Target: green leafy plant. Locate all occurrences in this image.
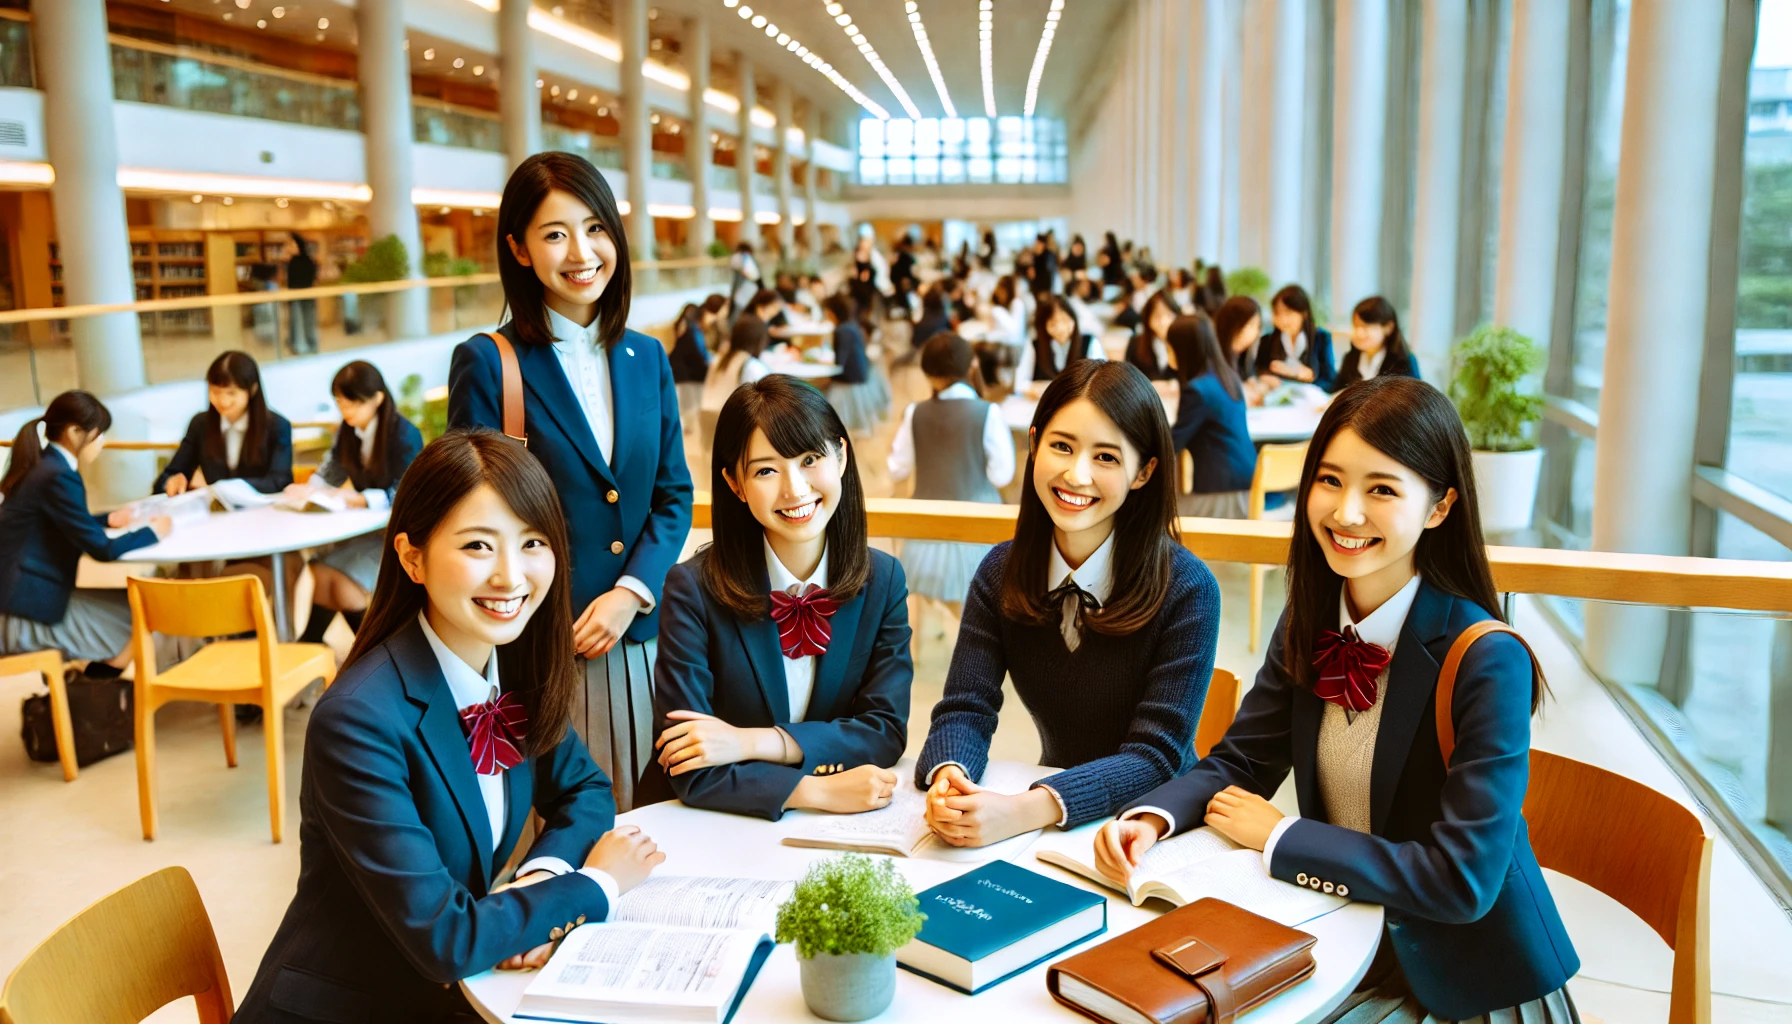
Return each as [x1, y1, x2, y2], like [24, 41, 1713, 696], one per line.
[775, 855, 925, 960]
[422, 251, 480, 278]
[1224, 266, 1271, 302]
[1448, 324, 1545, 452]
[706, 239, 731, 259]
[340, 234, 411, 284]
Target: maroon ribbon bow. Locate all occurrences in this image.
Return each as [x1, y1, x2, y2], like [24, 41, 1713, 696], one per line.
[1313, 627, 1392, 713]
[769, 584, 838, 659]
[458, 688, 529, 776]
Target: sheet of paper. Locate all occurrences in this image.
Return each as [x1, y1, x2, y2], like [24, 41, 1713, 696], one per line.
[784, 783, 930, 851]
[536, 924, 746, 1001]
[210, 478, 276, 509]
[614, 877, 793, 933]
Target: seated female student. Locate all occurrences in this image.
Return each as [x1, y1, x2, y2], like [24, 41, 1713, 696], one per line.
[234, 429, 667, 1022]
[701, 314, 772, 420]
[154, 350, 293, 497]
[1214, 295, 1275, 406]
[0, 392, 170, 676]
[292, 360, 424, 646]
[647, 376, 912, 820]
[1065, 277, 1108, 340]
[750, 288, 796, 347]
[1109, 277, 1142, 332]
[1164, 314, 1257, 519]
[1096, 375, 1578, 1024]
[1255, 284, 1336, 392]
[912, 284, 956, 355]
[1332, 295, 1420, 392]
[668, 301, 714, 435]
[1125, 289, 1181, 382]
[918, 361, 1220, 847]
[1015, 294, 1105, 388]
[821, 294, 882, 438]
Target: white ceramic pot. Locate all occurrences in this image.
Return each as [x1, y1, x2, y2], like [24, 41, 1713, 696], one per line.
[1470, 448, 1543, 534]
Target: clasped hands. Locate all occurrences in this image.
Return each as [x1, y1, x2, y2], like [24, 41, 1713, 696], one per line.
[652, 711, 897, 814]
[1092, 785, 1284, 885]
[924, 765, 1063, 848]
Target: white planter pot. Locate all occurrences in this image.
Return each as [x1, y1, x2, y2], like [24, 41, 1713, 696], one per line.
[1471, 448, 1543, 534]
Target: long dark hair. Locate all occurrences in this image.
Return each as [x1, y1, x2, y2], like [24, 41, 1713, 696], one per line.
[202, 351, 272, 476]
[331, 360, 402, 486]
[345, 429, 579, 756]
[1281, 377, 1542, 709]
[991, 275, 1017, 311]
[702, 376, 869, 619]
[1130, 289, 1180, 369]
[674, 303, 704, 346]
[1034, 294, 1082, 353]
[727, 314, 768, 359]
[1271, 284, 1318, 345]
[1001, 360, 1180, 635]
[1214, 295, 1262, 376]
[2, 390, 111, 497]
[1352, 295, 1411, 364]
[496, 151, 632, 350]
[1165, 313, 1241, 400]
[920, 332, 985, 397]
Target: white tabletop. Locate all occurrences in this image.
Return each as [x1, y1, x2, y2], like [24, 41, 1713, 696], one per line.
[116, 505, 390, 563]
[461, 763, 1382, 1024]
[765, 359, 846, 380]
[1001, 391, 1324, 444]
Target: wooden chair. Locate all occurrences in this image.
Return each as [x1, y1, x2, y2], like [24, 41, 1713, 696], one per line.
[1247, 442, 1308, 652]
[0, 650, 74, 782]
[1523, 750, 1712, 1024]
[0, 866, 233, 1024]
[127, 575, 337, 843]
[1194, 667, 1242, 759]
[291, 464, 316, 485]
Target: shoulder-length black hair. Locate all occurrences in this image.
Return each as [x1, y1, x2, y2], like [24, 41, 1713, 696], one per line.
[702, 376, 869, 620]
[1166, 313, 1241, 401]
[345, 428, 579, 756]
[203, 351, 273, 476]
[991, 275, 1017, 310]
[1352, 295, 1411, 363]
[1001, 360, 1180, 635]
[1033, 294, 1078, 345]
[1271, 284, 1318, 342]
[1130, 289, 1180, 368]
[496, 151, 632, 350]
[2, 390, 111, 497]
[331, 360, 402, 486]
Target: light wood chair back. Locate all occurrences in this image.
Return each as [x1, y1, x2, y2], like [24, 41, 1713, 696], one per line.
[0, 650, 75, 782]
[0, 866, 233, 1024]
[129, 575, 278, 701]
[1523, 750, 1712, 1024]
[1247, 443, 1308, 651]
[1194, 668, 1242, 760]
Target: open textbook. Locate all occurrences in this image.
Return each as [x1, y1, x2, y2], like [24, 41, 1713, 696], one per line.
[781, 758, 1046, 857]
[209, 477, 279, 511]
[1032, 825, 1347, 927]
[272, 482, 350, 513]
[109, 489, 212, 534]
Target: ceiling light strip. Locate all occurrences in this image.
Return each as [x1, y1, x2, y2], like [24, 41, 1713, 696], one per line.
[979, 0, 996, 117]
[903, 1, 955, 117]
[820, 0, 922, 119]
[1022, 0, 1063, 117]
[726, 0, 890, 119]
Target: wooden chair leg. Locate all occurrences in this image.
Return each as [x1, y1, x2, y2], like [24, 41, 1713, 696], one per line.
[264, 700, 286, 843]
[908, 595, 924, 659]
[1249, 564, 1265, 653]
[136, 694, 158, 841]
[218, 703, 238, 768]
[45, 662, 78, 782]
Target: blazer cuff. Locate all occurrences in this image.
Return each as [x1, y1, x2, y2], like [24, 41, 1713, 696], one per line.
[1262, 815, 1300, 874]
[616, 575, 656, 613]
[1121, 805, 1176, 838]
[576, 868, 622, 913]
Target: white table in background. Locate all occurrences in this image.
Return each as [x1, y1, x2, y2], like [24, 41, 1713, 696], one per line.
[460, 762, 1382, 1024]
[764, 359, 845, 381]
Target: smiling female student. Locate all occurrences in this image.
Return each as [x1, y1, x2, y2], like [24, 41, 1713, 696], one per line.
[1015, 294, 1105, 386]
[1095, 376, 1578, 1024]
[916, 360, 1220, 847]
[1254, 284, 1336, 392]
[235, 430, 665, 1023]
[449, 151, 694, 811]
[154, 350, 293, 496]
[1331, 295, 1420, 392]
[646, 376, 911, 820]
[1124, 290, 1182, 382]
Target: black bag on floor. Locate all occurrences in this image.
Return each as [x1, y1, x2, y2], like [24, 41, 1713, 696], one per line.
[20, 668, 134, 768]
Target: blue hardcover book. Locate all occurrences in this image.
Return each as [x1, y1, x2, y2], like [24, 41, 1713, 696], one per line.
[897, 859, 1108, 994]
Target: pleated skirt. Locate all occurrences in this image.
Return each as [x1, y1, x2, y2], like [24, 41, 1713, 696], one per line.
[828, 380, 886, 436]
[577, 637, 657, 812]
[1320, 941, 1580, 1024]
[898, 539, 991, 603]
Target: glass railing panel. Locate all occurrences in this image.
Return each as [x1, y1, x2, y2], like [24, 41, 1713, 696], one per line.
[413, 102, 503, 152]
[708, 166, 740, 191]
[651, 157, 690, 182]
[0, 17, 32, 89]
[542, 125, 624, 169]
[109, 43, 362, 131]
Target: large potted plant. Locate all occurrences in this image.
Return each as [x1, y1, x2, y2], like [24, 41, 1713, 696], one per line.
[1448, 324, 1545, 533]
[338, 234, 411, 334]
[776, 854, 925, 1022]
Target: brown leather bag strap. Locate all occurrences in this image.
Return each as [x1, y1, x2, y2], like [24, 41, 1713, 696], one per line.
[480, 331, 526, 447]
[1434, 620, 1542, 767]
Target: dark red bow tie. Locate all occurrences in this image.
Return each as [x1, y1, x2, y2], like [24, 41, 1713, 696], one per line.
[769, 584, 838, 659]
[1314, 627, 1392, 713]
[459, 687, 528, 776]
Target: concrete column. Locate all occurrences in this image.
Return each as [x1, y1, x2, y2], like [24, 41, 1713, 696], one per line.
[33, 0, 144, 396]
[357, 0, 428, 338]
[685, 16, 714, 256]
[619, 0, 654, 260]
[1584, 0, 1727, 685]
[773, 81, 795, 253]
[1262, 0, 1308, 289]
[1190, 0, 1226, 263]
[804, 106, 822, 256]
[1407, 0, 1469, 373]
[500, 0, 540, 171]
[1492, 0, 1571, 352]
[736, 54, 759, 245]
[1329, 0, 1389, 310]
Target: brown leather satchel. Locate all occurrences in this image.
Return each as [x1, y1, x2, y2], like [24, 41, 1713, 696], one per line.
[1046, 898, 1318, 1024]
[480, 331, 527, 447]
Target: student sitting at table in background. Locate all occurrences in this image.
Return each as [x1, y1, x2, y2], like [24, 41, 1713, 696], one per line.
[1125, 289, 1182, 382]
[669, 298, 721, 438]
[1016, 294, 1106, 387]
[1109, 277, 1142, 332]
[918, 361, 1220, 847]
[1096, 376, 1578, 1024]
[750, 288, 796, 347]
[702, 314, 773, 417]
[1255, 284, 1336, 391]
[1214, 295, 1275, 406]
[821, 295, 881, 438]
[912, 283, 957, 357]
[291, 360, 423, 646]
[154, 349, 293, 497]
[1165, 314, 1258, 520]
[1332, 295, 1421, 392]
[646, 377, 912, 821]
[0, 392, 171, 676]
[234, 430, 665, 1022]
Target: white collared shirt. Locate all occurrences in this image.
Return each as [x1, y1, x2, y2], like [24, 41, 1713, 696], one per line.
[546, 306, 615, 465]
[1013, 333, 1105, 384]
[1358, 346, 1387, 381]
[50, 443, 79, 472]
[1281, 330, 1308, 364]
[221, 414, 248, 471]
[351, 418, 391, 511]
[886, 382, 1015, 490]
[766, 538, 829, 723]
[1047, 528, 1118, 607]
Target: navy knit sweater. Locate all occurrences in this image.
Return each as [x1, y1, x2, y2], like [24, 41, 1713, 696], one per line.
[915, 540, 1221, 827]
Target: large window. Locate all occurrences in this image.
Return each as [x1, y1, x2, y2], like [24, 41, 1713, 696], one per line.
[1565, 0, 1632, 409]
[856, 117, 1067, 186]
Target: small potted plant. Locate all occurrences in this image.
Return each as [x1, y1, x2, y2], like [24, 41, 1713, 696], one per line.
[1448, 324, 1545, 534]
[1223, 265, 1272, 303]
[776, 854, 925, 1022]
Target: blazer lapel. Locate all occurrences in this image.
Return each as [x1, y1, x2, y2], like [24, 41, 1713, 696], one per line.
[807, 585, 865, 721]
[1368, 581, 1449, 835]
[606, 336, 638, 483]
[496, 756, 533, 876]
[393, 623, 497, 891]
[515, 339, 615, 488]
[1291, 685, 1324, 819]
[732, 562, 791, 722]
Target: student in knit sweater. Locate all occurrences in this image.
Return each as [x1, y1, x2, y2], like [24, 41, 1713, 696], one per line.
[916, 360, 1221, 847]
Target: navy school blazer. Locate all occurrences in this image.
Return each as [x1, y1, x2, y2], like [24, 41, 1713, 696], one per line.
[1254, 326, 1337, 392]
[448, 323, 695, 641]
[1329, 345, 1420, 393]
[152, 410, 294, 494]
[1169, 371, 1257, 495]
[640, 547, 912, 820]
[234, 620, 617, 1023]
[0, 453, 159, 624]
[1122, 581, 1578, 1019]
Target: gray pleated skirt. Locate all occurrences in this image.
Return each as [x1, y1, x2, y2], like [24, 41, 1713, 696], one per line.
[1179, 489, 1251, 519]
[828, 380, 886, 436]
[316, 531, 386, 594]
[0, 589, 134, 662]
[579, 637, 657, 812]
[1320, 941, 1580, 1024]
[898, 539, 991, 603]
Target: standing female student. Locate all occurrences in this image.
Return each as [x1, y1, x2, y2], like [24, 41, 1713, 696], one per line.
[235, 430, 666, 1022]
[668, 298, 720, 437]
[1096, 376, 1578, 1023]
[1015, 294, 1104, 386]
[917, 361, 1220, 846]
[1255, 284, 1336, 392]
[646, 377, 912, 820]
[1332, 295, 1420, 392]
[0, 392, 170, 672]
[154, 350, 293, 496]
[449, 151, 694, 811]
[1125, 289, 1181, 381]
[822, 294, 881, 437]
[1165, 314, 1257, 519]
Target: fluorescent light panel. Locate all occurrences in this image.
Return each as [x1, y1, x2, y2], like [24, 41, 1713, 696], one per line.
[1023, 0, 1063, 117]
[904, 1, 955, 117]
[979, 0, 996, 116]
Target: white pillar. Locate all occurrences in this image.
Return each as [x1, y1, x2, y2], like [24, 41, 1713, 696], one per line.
[1236, 0, 1271, 271]
[804, 106, 822, 256]
[1329, 0, 1389, 309]
[736, 54, 759, 245]
[1584, 0, 1727, 685]
[500, 0, 540, 171]
[1408, 0, 1469, 372]
[619, 0, 654, 260]
[774, 81, 795, 252]
[1218, 0, 1243, 268]
[1165, 0, 1193, 265]
[1190, 0, 1226, 264]
[357, 0, 428, 337]
[1262, 0, 1307, 288]
[685, 16, 714, 256]
[1492, 0, 1571, 352]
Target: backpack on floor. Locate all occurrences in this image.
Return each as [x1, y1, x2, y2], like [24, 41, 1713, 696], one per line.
[20, 667, 134, 768]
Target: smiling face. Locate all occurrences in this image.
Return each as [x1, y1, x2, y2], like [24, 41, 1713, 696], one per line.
[1271, 300, 1304, 338]
[507, 188, 617, 325]
[1046, 306, 1076, 342]
[1351, 316, 1390, 354]
[1305, 427, 1456, 606]
[1030, 398, 1157, 561]
[724, 426, 847, 564]
[335, 391, 384, 430]
[209, 384, 251, 424]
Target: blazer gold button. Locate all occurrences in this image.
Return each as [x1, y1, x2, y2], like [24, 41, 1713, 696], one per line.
[1322, 882, 1335, 894]
[550, 926, 564, 941]
[1310, 878, 1322, 890]
[575, 915, 586, 926]
[610, 540, 624, 554]
[1337, 884, 1349, 897]
[1296, 873, 1308, 886]
[606, 489, 619, 503]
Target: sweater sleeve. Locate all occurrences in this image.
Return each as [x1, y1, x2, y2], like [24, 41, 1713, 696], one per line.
[913, 549, 1010, 789]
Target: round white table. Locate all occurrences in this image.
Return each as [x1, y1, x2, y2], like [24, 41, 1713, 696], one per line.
[460, 767, 1383, 1024]
[117, 505, 389, 641]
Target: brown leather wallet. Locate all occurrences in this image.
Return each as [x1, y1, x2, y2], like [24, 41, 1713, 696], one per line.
[1046, 898, 1319, 1024]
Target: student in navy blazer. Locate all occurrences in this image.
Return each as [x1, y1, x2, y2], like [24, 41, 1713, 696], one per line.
[1254, 284, 1336, 392]
[646, 377, 911, 820]
[1097, 378, 1579, 1023]
[1165, 314, 1258, 518]
[154, 351, 293, 496]
[1330, 295, 1420, 393]
[236, 430, 665, 1023]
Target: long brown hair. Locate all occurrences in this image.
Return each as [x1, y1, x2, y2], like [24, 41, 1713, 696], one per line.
[2, 391, 111, 497]
[345, 429, 579, 756]
[1165, 313, 1241, 401]
[496, 151, 632, 350]
[202, 351, 273, 476]
[330, 360, 402, 486]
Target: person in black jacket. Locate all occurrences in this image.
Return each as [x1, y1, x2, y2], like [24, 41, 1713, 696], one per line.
[286, 232, 320, 354]
[1332, 295, 1421, 392]
[154, 350, 294, 497]
[670, 296, 726, 437]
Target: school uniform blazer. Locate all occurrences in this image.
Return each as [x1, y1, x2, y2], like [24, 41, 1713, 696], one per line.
[0, 456, 159, 624]
[832, 320, 871, 385]
[319, 415, 423, 507]
[1169, 372, 1257, 495]
[1254, 327, 1337, 392]
[448, 323, 695, 641]
[1122, 582, 1578, 1020]
[152, 410, 294, 494]
[642, 547, 912, 820]
[1124, 333, 1176, 381]
[234, 620, 616, 1023]
[1329, 346, 1421, 393]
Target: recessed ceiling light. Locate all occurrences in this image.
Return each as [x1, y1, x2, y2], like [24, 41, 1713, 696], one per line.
[191, 194, 203, 203]
[550, 84, 561, 96]
[453, 57, 465, 68]
[473, 64, 485, 75]
[567, 88, 578, 99]
[751, 15, 766, 27]
[222, 197, 234, 205]
[256, 19, 267, 28]
[276, 197, 289, 208]
[317, 16, 328, 29]
[422, 48, 435, 60]
[271, 6, 284, 17]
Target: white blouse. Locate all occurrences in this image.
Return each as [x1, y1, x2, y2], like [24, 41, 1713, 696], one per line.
[766, 539, 828, 722]
[886, 382, 1015, 490]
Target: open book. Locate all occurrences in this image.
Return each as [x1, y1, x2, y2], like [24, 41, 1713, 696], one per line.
[209, 478, 278, 511]
[273, 483, 350, 513]
[107, 489, 211, 536]
[781, 758, 1046, 858]
[1032, 825, 1347, 927]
